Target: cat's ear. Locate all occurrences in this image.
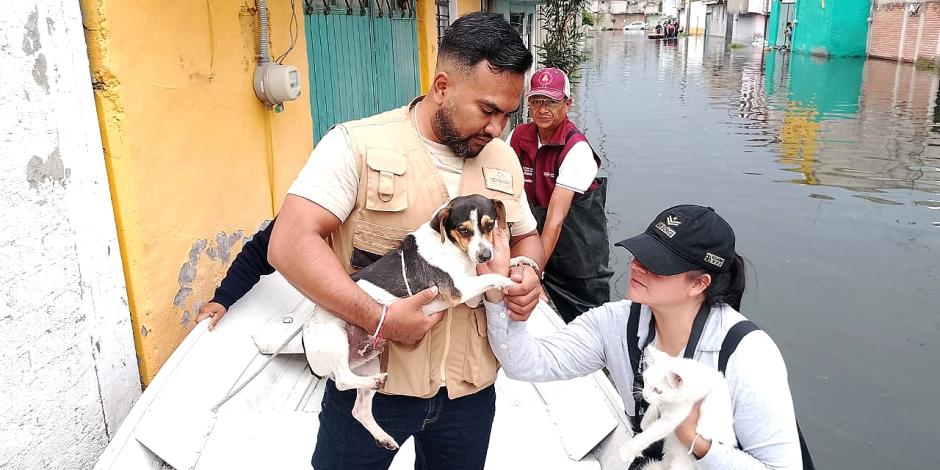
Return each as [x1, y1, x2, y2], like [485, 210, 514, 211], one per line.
[667, 371, 684, 388]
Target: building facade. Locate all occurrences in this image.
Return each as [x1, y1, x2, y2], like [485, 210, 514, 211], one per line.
[868, 0, 940, 66]
[1, 2, 140, 469]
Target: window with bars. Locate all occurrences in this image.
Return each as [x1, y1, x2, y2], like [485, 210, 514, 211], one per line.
[435, 0, 450, 44]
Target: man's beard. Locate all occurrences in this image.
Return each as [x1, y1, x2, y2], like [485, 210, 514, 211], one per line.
[432, 104, 485, 158]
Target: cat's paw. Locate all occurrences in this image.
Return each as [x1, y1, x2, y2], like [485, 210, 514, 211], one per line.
[619, 442, 643, 463]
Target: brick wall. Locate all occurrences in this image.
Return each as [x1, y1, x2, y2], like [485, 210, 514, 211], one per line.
[869, 1, 940, 64]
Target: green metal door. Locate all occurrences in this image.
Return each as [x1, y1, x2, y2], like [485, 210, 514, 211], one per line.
[304, 0, 421, 143]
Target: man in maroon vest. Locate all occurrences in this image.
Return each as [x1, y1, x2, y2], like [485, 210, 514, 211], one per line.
[508, 68, 613, 323]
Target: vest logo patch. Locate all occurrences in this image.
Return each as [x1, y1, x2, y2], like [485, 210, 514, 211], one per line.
[483, 167, 514, 195]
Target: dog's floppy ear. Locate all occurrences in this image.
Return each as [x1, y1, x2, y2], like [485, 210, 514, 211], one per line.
[431, 206, 450, 243]
[492, 198, 507, 229]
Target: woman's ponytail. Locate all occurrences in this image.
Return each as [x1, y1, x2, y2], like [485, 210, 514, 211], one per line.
[697, 254, 747, 310]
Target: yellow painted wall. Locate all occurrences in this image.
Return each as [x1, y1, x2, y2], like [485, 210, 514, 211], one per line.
[416, 0, 437, 91]
[456, 0, 482, 17]
[81, 0, 313, 383]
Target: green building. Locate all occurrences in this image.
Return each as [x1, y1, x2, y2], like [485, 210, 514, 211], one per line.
[767, 0, 870, 57]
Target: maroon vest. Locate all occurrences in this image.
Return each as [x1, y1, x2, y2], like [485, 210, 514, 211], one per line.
[509, 119, 601, 208]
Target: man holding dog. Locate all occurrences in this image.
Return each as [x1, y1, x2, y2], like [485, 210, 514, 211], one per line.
[268, 12, 545, 470]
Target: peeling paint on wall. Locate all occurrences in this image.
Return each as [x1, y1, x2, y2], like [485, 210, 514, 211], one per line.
[32, 53, 49, 93]
[26, 148, 69, 189]
[206, 230, 243, 263]
[22, 10, 40, 54]
[173, 228, 249, 314]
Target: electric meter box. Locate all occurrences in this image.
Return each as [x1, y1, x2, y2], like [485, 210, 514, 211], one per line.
[253, 63, 301, 107]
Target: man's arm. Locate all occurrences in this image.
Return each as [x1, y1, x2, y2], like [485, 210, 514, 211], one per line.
[539, 187, 576, 261]
[268, 195, 442, 344]
[503, 230, 545, 320]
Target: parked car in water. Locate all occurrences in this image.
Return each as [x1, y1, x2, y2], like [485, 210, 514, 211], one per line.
[623, 21, 646, 31]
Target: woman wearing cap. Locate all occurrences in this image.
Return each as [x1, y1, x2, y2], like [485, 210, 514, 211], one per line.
[479, 205, 804, 469]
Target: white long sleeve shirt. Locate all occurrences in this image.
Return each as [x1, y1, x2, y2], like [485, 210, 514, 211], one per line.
[484, 299, 803, 469]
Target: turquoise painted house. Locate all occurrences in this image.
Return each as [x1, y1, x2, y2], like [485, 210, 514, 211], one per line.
[767, 0, 870, 57]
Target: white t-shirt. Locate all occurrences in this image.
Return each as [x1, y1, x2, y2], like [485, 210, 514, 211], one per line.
[288, 124, 538, 237]
[506, 128, 599, 194]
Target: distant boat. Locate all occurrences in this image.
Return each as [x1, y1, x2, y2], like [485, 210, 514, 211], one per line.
[94, 273, 635, 470]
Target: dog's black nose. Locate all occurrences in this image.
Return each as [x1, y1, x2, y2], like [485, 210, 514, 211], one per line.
[478, 247, 492, 262]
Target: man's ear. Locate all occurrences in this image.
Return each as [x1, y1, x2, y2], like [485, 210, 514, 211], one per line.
[431, 71, 449, 104]
[431, 206, 450, 243]
[492, 199, 507, 229]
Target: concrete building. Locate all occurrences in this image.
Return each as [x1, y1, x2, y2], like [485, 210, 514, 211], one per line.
[680, 0, 709, 35]
[728, 0, 770, 45]
[868, 0, 940, 66]
[593, 0, 659, 30]
[703, 0, 730, 39]
[0, 1, 140, 469]
[769, 0, 870, 57]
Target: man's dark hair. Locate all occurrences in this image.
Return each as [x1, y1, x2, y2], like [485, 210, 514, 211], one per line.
[438, 12, 533, 75]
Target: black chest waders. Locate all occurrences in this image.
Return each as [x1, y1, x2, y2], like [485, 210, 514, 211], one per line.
[531, 131, 613, 323]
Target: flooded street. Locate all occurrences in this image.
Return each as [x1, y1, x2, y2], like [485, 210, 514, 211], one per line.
[571, 31, 940, 469]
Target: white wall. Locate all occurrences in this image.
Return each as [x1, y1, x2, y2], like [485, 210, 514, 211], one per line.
[684, 1, 708, 35]
[732, 13, 767, 43]
[0, 1, 140, 469]
[706, 2, 728, 37]
[662, 0, 678, 18]
[747, 0, 769, 14]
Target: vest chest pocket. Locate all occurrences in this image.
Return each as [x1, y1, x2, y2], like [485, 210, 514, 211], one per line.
[365, 150, 408, 212]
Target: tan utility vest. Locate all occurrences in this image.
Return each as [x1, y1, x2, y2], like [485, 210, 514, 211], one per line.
[330, 98, 525, 399]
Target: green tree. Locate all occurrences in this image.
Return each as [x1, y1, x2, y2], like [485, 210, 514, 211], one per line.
[538, 0, 588, 81]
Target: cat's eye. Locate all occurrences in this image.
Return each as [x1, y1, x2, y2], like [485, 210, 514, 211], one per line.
[653, 387, 662, 394]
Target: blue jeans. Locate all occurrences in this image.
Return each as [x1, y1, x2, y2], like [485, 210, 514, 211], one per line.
[311, 380, 496, 470]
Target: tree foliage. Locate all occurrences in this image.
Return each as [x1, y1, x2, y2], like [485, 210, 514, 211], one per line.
[537, 0, 588, 81]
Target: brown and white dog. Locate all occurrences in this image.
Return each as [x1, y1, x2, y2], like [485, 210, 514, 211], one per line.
[301, 194, 534, 450]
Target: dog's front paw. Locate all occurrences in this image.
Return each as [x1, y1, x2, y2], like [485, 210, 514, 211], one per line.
[374, 434, 399, 451]
[619, 442, 643, 463]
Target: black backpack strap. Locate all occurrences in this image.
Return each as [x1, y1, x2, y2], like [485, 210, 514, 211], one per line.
[626, 302, 642, 376]
[718, 320, 815, 470]
[626, 302, 643, 432]
[718, 320, 759, 374]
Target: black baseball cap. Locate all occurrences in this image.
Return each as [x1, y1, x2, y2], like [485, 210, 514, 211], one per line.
[615, 205, 735, 275]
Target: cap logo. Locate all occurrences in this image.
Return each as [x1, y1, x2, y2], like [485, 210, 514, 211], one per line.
[539, 72, 552, 85]
[655, 222, 677, 238]
[704, 252, 725, 268]
[665, 214, 682, 227]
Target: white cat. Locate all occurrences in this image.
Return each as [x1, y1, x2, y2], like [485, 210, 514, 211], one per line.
[619, 345, 737, 469]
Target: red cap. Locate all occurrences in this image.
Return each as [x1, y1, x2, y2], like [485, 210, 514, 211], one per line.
[526, 67, 571, 101]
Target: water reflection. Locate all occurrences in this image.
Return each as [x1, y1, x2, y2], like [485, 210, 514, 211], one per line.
[570, 31, 940, 470]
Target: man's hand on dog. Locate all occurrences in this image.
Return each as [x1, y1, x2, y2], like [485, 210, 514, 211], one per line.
[382, 287, 445, 345]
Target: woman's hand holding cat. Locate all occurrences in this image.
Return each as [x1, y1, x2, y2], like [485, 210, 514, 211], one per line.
[676, 400, 711, 459]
